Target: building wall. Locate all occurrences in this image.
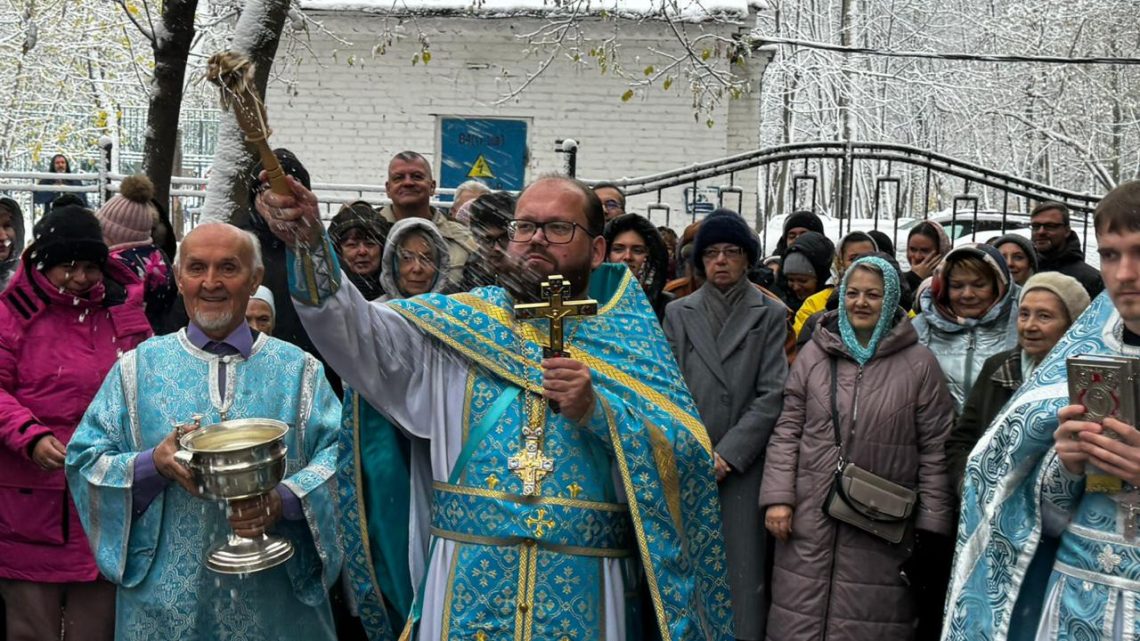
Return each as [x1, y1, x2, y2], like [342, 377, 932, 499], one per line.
[267, 11, 769, 231]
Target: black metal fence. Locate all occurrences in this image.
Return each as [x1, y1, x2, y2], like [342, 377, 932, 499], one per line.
[593, 141, 1102, 252]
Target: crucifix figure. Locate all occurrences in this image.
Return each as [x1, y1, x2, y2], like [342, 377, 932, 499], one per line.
[514, 274, 598, 413]
[1118, 489, 1140, 540]
[508, 393, 558, 496]
[508, 276, 597, 496]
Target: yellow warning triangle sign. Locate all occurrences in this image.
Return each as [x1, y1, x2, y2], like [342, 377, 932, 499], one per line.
[468, 155, 496, 179]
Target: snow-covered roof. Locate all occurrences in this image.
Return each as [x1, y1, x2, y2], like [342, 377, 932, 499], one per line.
[300, 0, 758, 20]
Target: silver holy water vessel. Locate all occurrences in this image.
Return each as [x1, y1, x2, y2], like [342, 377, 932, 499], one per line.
[173, 417, 294, 574]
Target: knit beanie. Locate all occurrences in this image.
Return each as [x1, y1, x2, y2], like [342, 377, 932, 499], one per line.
[867, 229, 894, 257]
[29, 206, 108, 270]
[781, 252, 815, 276]
[992, 234, 1039, 272]
[330, 201, 389, 247]
[692, 209, 759, 277]
[251, 285, 277, 318]
[98, 175, 155, 251]
[783, 211, 824, 236]
[775, 211, 827, 257]
[1020, 272, 1090, 323]
[782, 230, 835, 286]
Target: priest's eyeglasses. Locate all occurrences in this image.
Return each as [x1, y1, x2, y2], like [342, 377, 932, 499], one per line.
[507, 220, 593, 244]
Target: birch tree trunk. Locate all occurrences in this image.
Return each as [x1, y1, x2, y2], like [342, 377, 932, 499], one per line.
[201, 0, 292, 225]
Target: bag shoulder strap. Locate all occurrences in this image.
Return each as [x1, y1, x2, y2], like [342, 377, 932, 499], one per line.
[829, 357, 844, 455]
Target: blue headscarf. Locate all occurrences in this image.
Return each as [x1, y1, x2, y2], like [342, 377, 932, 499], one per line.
[838, 255, 901, 365]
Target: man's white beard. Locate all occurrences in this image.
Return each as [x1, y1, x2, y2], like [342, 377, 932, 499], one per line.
[194, 309, 235, 334]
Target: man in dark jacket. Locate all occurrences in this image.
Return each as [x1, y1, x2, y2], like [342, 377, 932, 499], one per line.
[603, 213, 673, 320]
[1030, 201, 1104, 299]
[33, 154, 88, 214]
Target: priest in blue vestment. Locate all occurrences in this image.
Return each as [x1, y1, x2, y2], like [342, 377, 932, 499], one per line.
[945, 181, 1140, 641]
[66, 223, 343, 641]
[257, 174, 734, 641]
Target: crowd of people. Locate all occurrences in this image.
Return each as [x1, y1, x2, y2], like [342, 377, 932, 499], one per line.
[0, 146, 1136, 641]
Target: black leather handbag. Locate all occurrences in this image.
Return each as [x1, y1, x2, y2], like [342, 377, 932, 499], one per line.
[823, 359, 917, 544]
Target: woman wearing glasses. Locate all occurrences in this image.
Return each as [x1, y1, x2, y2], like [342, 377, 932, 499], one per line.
[603, 213, 674, 320]
[663, 211, 789, 641]
[378, 218, 451, 301]
[338, 217, 452, 632]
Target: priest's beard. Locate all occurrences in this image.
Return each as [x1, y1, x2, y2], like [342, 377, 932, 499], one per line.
[502, 245, 591, 304]
[193, 309, 235, 334]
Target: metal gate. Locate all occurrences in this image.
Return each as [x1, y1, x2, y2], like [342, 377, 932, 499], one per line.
[596, 141, 1103, 254]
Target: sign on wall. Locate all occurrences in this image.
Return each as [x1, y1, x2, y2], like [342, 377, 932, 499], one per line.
[684, 186, 720, 218]
[439, 117, 528, 198]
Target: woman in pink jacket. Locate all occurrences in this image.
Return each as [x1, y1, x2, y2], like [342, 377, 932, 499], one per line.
[0, 206, 152, 641]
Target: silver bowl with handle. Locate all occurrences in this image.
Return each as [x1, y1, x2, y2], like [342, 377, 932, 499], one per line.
[174, 418, 294, 574]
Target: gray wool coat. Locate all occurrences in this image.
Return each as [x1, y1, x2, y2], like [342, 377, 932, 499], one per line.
[663, 282, 788, 641]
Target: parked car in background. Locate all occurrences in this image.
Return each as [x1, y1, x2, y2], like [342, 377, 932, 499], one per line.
[759, 208, 1100, 271]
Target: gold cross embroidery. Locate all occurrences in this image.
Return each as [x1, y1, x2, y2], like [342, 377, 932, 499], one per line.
[567, 482, 583, 499]
[525, 509, 556, 538]
[485, 474, 500, 490]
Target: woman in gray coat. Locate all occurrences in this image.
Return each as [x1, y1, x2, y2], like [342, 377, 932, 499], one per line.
[664, 211, 788, 641]
[760, 256, 956, 641]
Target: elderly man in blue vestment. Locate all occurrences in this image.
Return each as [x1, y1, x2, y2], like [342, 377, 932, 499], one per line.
[256, 173, 734, 641]
[65, 222, 343, 641]
[944, 181, 1140, 641]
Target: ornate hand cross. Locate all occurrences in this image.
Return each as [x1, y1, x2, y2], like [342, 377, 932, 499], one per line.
[513, 275, 598, 359]
[514, 275, 597, 414]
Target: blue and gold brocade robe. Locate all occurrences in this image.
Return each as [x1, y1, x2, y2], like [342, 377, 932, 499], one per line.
[291, 240, 734, 641]
[66, 332, 343, 641]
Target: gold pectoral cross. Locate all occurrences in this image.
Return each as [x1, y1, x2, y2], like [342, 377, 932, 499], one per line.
[508, 395, 555, 496]
[513, 274, 598, 413]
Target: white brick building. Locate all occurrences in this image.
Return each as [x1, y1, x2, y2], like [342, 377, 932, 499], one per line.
[268, 0, 771, 230]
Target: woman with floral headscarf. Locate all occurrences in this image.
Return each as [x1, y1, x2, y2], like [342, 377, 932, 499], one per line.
[761, 256, 955, 641]
[910, 244, 1020, 412]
